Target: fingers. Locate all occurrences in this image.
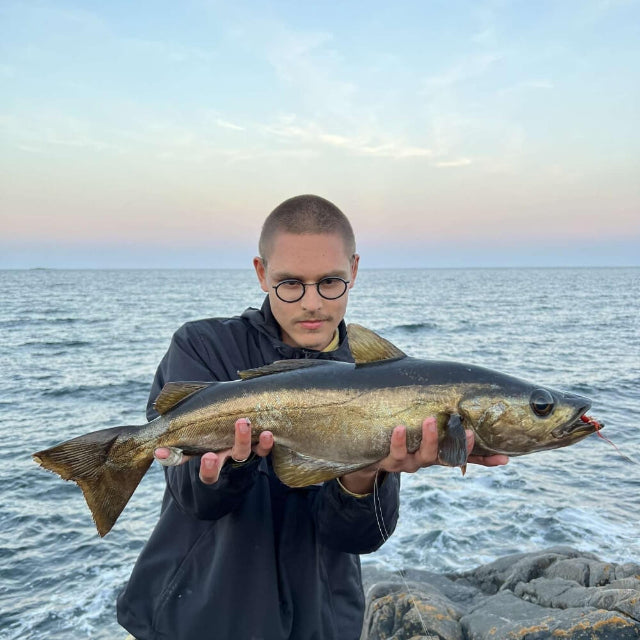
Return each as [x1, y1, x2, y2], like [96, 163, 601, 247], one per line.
[388, 424, 408, 462]
[154, 447, 227, 484]
[381, 418, 440, 473]
[468, 454, 509, 467]
[201, 418, 253, 484]
[199, 452, 223, 484]
[464, 428, 509, 466]
[254, 430, 274, 457]
[154, 447, 191, 466]
[231, 418, 273, 459]
[419, 417, 439, 466]
[230, 418, 252, 463]
[465, 429, 475, 454]
[153, 445, 224, 484]
[381, 417, 508, 476]
[201, 418, 275, 485]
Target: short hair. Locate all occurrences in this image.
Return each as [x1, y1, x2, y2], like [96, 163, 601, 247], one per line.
[259, 195, 356, 262]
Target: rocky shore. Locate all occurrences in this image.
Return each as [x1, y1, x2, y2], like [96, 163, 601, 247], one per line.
[361, 546, 640, 639]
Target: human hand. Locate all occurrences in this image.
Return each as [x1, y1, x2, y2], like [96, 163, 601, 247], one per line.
[154, 418, 274, 484]
[338, 417, 508, 495]
[377, 417, 509, 472]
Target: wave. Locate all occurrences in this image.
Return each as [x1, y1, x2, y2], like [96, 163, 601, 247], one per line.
[388, 322, 439, 333]
[19, 340, 93, 349]
[0, 317, 106, 328]
[40, 379, 149, 400]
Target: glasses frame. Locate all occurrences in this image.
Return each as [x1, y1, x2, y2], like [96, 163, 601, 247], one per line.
[272, 276, 351, 303]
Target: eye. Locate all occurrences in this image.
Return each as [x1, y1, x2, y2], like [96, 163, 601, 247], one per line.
[530, 389, 555, 417]
[278, 279, 302, 289]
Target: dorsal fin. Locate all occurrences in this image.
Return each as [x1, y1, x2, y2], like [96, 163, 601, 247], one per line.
[346, 323, 407, 365]
[238, 359, 332, 381]
[154, 382, 211, 415]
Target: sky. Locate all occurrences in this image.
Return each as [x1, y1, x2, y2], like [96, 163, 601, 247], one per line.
[1, 0, 638, 268]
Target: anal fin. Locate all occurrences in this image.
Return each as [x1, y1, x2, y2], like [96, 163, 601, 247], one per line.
[271, 444, 371, 488]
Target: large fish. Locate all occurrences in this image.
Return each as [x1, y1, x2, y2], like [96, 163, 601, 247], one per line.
[33, 324, 600, 536]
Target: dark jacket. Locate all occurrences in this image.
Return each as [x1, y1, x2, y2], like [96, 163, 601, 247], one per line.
[117, 298, 400, 640]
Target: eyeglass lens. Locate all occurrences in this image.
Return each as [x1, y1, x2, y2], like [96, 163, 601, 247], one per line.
[275, 277, 349, 302]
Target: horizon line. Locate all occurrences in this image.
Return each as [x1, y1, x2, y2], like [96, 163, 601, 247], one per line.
[3, 265, 638, 272]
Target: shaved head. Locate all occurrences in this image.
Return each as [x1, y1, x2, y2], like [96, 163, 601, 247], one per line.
[259, 195, 356, 262]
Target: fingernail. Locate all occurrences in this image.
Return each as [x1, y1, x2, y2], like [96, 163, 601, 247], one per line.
[239, 422, 250, 435]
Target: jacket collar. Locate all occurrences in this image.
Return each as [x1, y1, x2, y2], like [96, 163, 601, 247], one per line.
[241, 296, 353, 362]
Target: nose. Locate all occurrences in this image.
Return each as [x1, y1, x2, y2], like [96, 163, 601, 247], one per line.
[300, 284, 323, 311]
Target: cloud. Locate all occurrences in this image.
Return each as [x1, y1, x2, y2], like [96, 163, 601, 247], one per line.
[215, 118, 245, 131]
[120, 37, 219, 65]
[422, 53, 503, 90]
[0, 112, 121, 154]
[471, 27, 497, 47]
[434, 158, 473, 168]
[260, 116, 432, 159]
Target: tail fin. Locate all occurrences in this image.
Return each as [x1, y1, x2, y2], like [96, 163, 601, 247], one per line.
[33, 425, 152, 537]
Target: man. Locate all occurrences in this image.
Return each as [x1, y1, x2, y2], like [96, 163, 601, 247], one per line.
[117, 195, 507, 640]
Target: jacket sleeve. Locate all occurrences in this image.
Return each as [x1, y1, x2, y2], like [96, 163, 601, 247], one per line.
[312, 472, 401, 554]
[146, 322, 233, 421]
[148, 322, 260, 520]
[162, 456, 263, 520]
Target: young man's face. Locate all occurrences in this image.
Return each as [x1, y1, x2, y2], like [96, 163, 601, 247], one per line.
[254, 232, 359, 351]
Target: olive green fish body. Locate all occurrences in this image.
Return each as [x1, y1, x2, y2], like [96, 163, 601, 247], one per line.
[33, 324, 597, 536]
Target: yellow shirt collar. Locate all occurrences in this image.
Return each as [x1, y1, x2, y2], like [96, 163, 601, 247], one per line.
[322, 329, 340, 352]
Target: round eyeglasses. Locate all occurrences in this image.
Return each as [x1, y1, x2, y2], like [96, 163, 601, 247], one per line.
[273, 277, 350, 303]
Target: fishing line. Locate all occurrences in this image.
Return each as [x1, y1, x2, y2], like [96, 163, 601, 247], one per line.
[372, 469, 430, 637]
[582, 416, 638, 464]
[595, 430, 638, 464]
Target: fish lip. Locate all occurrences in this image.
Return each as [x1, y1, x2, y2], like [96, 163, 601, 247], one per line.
[551, 400, 597, 439]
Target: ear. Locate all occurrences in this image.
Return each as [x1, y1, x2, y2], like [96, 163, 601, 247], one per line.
[349, 253, 360, 290]
[253, 256, 269, 293]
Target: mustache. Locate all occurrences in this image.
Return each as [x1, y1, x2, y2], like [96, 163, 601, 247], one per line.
[295, 315, 331, 322]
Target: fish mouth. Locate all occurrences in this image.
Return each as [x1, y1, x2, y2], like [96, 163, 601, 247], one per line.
[551, 402, 603, 439]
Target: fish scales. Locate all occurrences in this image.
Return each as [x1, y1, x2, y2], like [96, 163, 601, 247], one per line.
[33, 324, 599, 536]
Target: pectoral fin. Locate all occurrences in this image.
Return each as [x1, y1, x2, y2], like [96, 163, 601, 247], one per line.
[271, 444, 371, 488]
[438, 414, 468, 469]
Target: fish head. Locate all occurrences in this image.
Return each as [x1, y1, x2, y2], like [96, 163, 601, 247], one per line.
[459, 384, 597, 456]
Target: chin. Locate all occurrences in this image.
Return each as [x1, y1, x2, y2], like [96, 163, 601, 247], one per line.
[291, 331, 331, 351]
[299, 337, 328, 351]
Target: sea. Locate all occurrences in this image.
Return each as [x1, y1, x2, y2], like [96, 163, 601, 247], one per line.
[0, 267, 638, 640]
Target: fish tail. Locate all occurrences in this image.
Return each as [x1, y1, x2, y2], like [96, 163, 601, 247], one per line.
[33, 425, 151, 537]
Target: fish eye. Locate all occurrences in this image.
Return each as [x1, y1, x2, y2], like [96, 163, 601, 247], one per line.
[530, 389, 555, 417]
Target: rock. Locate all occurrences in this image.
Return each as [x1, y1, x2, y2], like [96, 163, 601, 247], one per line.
[361, 547, 640, 640]
[363, 581, 465, 640]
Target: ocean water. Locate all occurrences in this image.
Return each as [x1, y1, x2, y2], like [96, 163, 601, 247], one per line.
[1, 267, 638, 639]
